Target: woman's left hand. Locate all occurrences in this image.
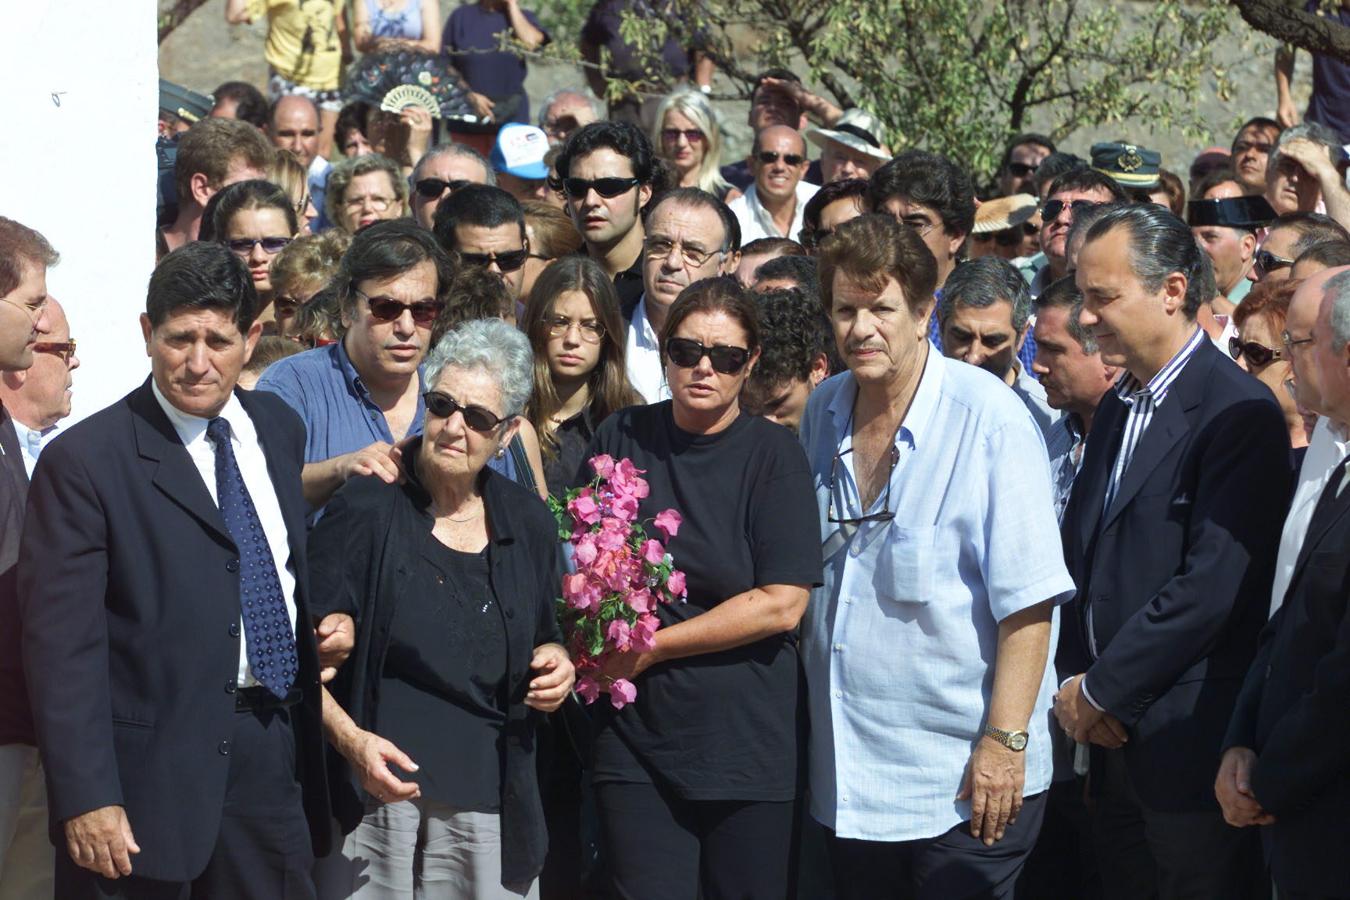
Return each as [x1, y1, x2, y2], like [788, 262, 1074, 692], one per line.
[525, 643, 575, 712]
[596, 648, 652, 689]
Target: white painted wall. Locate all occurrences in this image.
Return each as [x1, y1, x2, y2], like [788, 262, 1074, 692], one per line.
[1, 0, 158, 425]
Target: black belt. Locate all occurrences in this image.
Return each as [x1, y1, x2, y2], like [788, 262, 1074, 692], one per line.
[235, 685, 302, 713]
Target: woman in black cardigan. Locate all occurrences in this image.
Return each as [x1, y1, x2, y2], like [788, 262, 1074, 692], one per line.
[310, 318, 575, 900]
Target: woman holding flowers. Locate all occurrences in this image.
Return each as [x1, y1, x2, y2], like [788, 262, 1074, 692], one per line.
[308, 318, 574, 900]
[576, 277, 823, 899]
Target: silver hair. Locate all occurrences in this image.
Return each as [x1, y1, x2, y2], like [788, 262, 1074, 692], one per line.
[412, 142, 496, 186]
[1326, 269, 1350, 351]
[538, 88, 604, 128]
[1269, 122, 1344, 173]
[939, 256, 1032, 332]
[423, 318, 534, 418]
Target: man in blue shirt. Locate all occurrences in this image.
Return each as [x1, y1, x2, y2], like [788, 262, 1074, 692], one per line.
[799, 214, 1075, 898]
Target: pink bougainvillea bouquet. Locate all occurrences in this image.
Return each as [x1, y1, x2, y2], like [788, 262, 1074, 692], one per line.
[549, 454, 687, 709]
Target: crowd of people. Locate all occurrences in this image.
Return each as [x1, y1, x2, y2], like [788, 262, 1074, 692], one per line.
[3, 3, 1350, 899]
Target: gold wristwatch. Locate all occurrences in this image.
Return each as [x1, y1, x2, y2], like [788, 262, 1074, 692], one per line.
[984, 724, 1029, 752]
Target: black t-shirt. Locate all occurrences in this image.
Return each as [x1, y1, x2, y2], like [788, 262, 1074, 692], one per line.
[543, 408, 595, 498]
[578, 402, 823, 801]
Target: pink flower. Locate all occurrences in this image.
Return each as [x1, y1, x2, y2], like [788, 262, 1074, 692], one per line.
[630, 614, 658, 652]
[573, 534, 598, 566]
[610, 458, 650, 500]
[626, 589, 656, 614]
[641, 539, 665, 565]
[596, 521, 627, 552]
[609, 678, 637, 709]
[590, 454, 616, 479]
[611, 493, 640, 523]
[568, 491, 601, 526]
[606, 620, 632, 652]
[576, 676, 600, 704]
[563, 573, 601, 613]
[665, 569, 687, 599]
[653, 509, 682, 540]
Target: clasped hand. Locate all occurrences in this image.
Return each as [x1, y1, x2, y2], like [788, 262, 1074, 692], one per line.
[1053, 673, 1129, 748]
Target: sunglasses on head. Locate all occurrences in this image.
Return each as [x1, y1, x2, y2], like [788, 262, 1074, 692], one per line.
[665, 337, 750, 374]
[1008, 161, 1039, 177]
[1229, 336, 1285, 366]
[354, 287, 444, 325]
[1041, 198, 1102, 221]
[423, 391, 510, 432]
[756, 151, 806, 166]
[459, 249, 528, 273]
[415, 178, 470, 200]
[1255, 249, 1295, 277]
[563, 177, 639, 199]
[226, 237, 292, 255]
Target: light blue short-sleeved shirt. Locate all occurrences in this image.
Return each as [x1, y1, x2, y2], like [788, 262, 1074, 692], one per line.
[798, 347, 1076, 843]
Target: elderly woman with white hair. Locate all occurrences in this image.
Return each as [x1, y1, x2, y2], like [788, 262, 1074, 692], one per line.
[651, 88, 741, 203]
[310, 317, 575, 900]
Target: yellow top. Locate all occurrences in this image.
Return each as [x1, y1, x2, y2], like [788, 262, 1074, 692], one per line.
[249, 0, 343, 91]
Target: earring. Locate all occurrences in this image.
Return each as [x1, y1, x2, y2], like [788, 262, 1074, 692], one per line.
[495, 447, 505, 459]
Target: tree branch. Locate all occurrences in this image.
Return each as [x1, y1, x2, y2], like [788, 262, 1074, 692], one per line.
[158, 0, 212, 43]
[1230, 0, 1350, 63]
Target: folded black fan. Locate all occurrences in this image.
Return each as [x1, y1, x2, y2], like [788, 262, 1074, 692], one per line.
[344, 49, 479, 122]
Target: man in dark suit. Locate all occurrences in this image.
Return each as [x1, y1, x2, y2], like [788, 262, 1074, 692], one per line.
[19, 241, 330, 898]
[1053, 204, 1292, 899]
[1219, 265, 1350, 900]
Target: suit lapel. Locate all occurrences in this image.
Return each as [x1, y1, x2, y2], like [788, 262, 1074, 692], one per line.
[129, 380, 235, 548]
[1287, 465, 1350, 590]
[1075, 391, 1124, 552]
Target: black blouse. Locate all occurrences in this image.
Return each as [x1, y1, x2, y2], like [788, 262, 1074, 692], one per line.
[543, 408, 595, 498]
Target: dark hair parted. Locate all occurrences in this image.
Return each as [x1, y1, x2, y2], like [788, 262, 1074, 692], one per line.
[659, 277, 762, 367]
[817, 214, 938, 317]
[1082, 204, 1209, 318]
[644, 187, 742, 253]
[523, 256, 643, 460]
[748, 287, 833, 388]
[1031, 152, 1086, 198]
[1232, 116, 1282, 149]
[1295, 240, 1350, 270]
[210, 179, 300, 242]
[1269, 212, 1350, 256]
[336, 219, 457, 317]
[0, 217, 59, 298]
[147, 241, 259, 332]
[552, 120, 660, 188]
[432, 184, 527, 251]
[940, 256, 1032, 332]
[868, 150, 976, 237]
[801, 178, 870, 252]
[1045, 166, 1129, 204]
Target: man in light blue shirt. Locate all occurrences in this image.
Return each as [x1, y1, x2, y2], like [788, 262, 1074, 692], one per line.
[799, 214, 1076, 898]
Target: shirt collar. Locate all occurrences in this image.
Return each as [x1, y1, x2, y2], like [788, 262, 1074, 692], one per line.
[826, 342, 944, 450]
[150, 378, 249, 447]
[631, 295, 660, 350]
[335, 336, 427, 405]
[1115, 326, 1205, 405]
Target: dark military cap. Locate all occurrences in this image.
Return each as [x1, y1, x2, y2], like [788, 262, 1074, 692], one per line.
[1186, 195, 1277, 231]
[1091, 142, 1162, 189]
[158, 79, 213, 124]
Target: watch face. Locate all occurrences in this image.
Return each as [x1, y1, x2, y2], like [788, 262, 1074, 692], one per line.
[1010, 732, 1028, 751]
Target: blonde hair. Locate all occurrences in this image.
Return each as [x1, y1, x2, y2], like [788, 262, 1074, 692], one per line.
[268, 150, 309, 215]
[651, 88, 732, 198]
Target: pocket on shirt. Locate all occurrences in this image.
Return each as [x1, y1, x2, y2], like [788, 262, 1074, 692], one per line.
[872, 525, 936, 606]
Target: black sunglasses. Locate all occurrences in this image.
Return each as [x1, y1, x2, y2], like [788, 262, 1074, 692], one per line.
[459, 249, 528, 273]
[354, 287, 444, 325]
[415, 178, 470, 199]
[1229, 336, 1285, 366]
[1007, 161, 1039, 177]
[826, 445, 898, 528]
[423, 390, 510, 433]
[563, 177, 639, 199]
[757, 151, 805, 166]
[1255, 249, 1295, 277]
[665, 337, 750, 374]
[1041, 198, 1102, 221]
[226, 237, 291, 254]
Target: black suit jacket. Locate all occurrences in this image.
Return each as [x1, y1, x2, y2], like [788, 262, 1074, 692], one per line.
[18, 379, 330, 882]
[0, 406, 33, 746]
[1224, 458, 1350, 896]
[1058, 339, 1292, 811]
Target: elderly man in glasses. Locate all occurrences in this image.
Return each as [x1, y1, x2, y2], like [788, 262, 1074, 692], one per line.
[409, 143, 494, 230]
[256, 220, 456, 510]
[797, 214, 1075, 899]
[727, 125, 819, 244]
[0, 298, 78, 474]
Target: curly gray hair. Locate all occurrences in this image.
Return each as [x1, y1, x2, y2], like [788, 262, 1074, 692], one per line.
[423, 318, 534, 418]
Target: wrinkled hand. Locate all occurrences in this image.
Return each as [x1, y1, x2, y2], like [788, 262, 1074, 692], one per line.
[1086, 713, 1129, 749]
[64, 805, 139, 879]
[525, 643, 575, 712]
[340, 442, 402, 485]
[467, 92, 496, 120]
[956, 737, 1026, 845]
[344, 729, 421, 804]
[1280, 136, 1336, 179]
[1215, 747, 1275, 828]
[1053, 674, 1105, 744]
[315, 613, 356, 682]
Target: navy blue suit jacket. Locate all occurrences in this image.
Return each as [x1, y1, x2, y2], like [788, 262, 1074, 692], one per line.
[18, 379, 330, 881]
[1058, 339, 1292, 811]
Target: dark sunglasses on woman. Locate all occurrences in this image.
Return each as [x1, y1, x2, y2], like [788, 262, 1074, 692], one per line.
[666, 337, 750, 374]
[1229, 336, 1284, 367]
[423, 391, 510, 432]
[354, 287, 444, 325]
[226, 237, 292, 255]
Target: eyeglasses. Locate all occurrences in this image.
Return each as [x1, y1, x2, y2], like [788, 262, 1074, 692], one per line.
[756, 151, 806, 166]
[1255, 249, 1295, 278]
[354, 287, 444, 325]
[344, 194, 396, 211]
[543, 116, 580, 139]
[827, 445, 898, 528]
[898, 216, 936, 238]
[414, 177, 469, 200]
[1233, 140, 1274, 156]
[546, 315, 605, 342]
[423, 390, 510, 432]
[1282, 329, 1315, 353]
[643, 236, 723, 268]
[1229, 336, 1285, 366]
[1041, 198, 1102, 221]
[459, 249, 528, 273]
[563, 177, 639, 199]
[226, 236, 292, 255]
[33, 339, 76, 363]
[295, 194, 312, 215]
[0, 295, 47, 322]
[661, 128, 705, 144]
[1007, 161, 1039, 178]
[665, 337, 750, 374]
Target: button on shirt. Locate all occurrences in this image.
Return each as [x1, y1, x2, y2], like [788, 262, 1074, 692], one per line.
[727, 180, 818, 243]
[151, 382, 299, 687]
[798, 351, 1076, 842]
[1269, 417, 1350, 616]
[624, 295, 668, 404]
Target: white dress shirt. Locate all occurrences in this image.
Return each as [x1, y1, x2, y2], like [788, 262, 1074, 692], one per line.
[1269, 417, 1350, 616]
[9, 418, 52, 478]
[624, 295, 668, 404]
[727, 180, 819, 244]
[151, 382, 299, 687]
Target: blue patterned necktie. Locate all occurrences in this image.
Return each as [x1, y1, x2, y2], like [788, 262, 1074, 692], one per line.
[206, 417, 297, 699]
